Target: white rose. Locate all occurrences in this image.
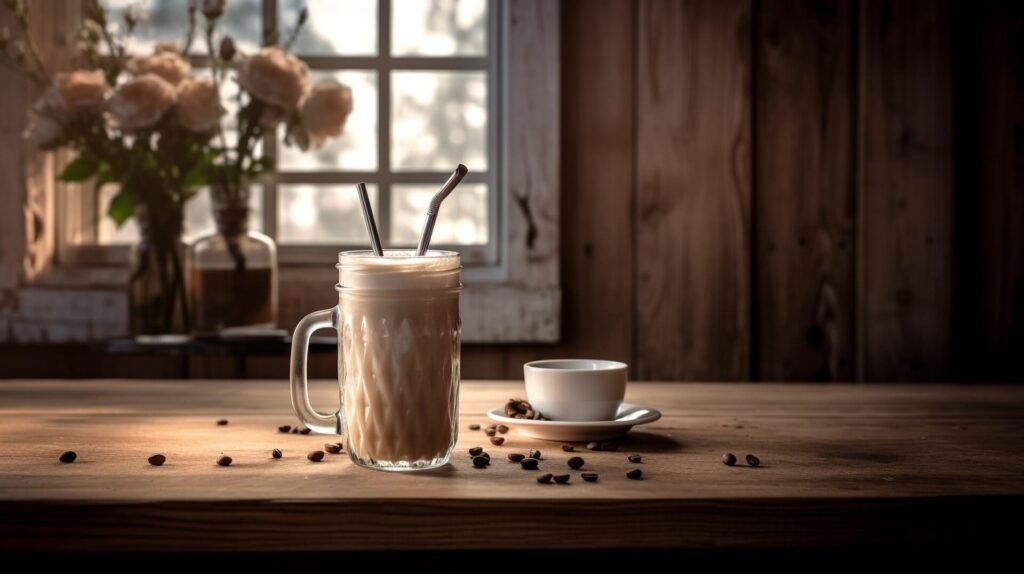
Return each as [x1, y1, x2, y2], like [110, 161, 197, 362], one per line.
[106, 73, 176, 131]
[129, 51, 191, 85]
[237, 47, 309, 110]
[300, 79, 353, 148]
[175, 77, 223, 132]
[56, 69, 108, 113]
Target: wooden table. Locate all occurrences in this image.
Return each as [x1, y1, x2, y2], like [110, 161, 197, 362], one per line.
[0, 380, 1022, 552]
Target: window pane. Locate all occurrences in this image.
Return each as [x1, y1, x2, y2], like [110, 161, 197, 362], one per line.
[278, 71, 377, 172]
[392, 0, 486, 56]
[392, 71, 487, 171]
[391, 183, 487, 245]
[102, 0, 262, 55]
[282, 0, 377, 56]
[277, 184, 377, 244]
[97, 185, 263, 245]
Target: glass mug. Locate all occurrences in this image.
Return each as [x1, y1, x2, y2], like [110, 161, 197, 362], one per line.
[290, 250, 462, 471]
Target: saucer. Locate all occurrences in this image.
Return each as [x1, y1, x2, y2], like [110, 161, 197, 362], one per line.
[485, 403, 661, 442]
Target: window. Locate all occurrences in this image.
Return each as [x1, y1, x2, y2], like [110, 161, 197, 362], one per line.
[65, 0, 500, 265]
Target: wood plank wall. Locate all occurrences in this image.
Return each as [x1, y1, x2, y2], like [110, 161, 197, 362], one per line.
[1, 0, 1020, 383]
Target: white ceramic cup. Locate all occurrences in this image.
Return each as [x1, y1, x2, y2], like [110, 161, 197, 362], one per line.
[523, 359, 628, 421]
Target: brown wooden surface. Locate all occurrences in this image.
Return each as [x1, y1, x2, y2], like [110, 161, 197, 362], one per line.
[1, 379, 1022, 551]
[755, 0, 856, 382]
[636, 0, 752, 381]
[858, 0, 954, 381]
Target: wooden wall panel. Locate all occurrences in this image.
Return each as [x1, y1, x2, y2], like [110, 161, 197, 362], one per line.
[636, 0, 752, 381]
[755, 0, 856, 381]
[858, 0, 954, 381]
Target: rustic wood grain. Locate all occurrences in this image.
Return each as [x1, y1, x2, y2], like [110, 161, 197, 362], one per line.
[755, 0, 856, 381]
[858, 0, 954, 381]
[636, 0, 752, 381]
[1, 379, 1022, 551]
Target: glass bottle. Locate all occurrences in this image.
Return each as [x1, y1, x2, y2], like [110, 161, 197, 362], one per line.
[129, 202, 189, 337]
[186, 192, 278, 336]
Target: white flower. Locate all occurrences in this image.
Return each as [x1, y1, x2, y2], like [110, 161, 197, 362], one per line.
[129, 51, 191, 85]
[106, 73, 176, 131]
[300, 79, 353, 148]
[56, 69, 109, 113]
[236, 47, 309, 110]
[175, 77, 223, 132]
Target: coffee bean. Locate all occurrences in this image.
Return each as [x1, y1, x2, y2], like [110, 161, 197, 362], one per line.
[581, 472, 599, 482]
[553, 474, 570, 484]
[562, 444, 575, 452]
[497, 425, 509, 434]
[299, 427, 311, 435]
[291, 427, 299, 434]
[278, 425, 292, 433]
[520, 458, 539, 470]
[217, 419, 229, 426]
[587, 442, 601, 451]
[537, 473, 553, 483]
[490, 436, 505, 446]
[567, 456, 585, 470]
[722, 453, 737, 466]
[481, 452, 491, 462]
[58, 451, 77, 464]
[746, 454, 761, 467]
[472, 455, 489, 468]
[147, 454, 166, 466]
[469, 446, 484, 456]
[528, 449, 541, 460]
[507, 453, 526, 462]
[468, 424, 481, 430]
[307, 450, 325, 462]
[216, 455, 232, 467]
[272, 449, 283, 459]
[628, 454, 643, 463]
[600, 442, 619, 451]
[484, 428, 497, 437]
[626, 468, 643, 480]
[324, 442, 343, 454]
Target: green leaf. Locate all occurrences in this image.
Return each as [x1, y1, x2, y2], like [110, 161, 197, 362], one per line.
[106, 191, 135, 227]
[59, 152, 101, 182]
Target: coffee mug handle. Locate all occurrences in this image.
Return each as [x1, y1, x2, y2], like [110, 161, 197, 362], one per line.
[289, 306, 342, 435]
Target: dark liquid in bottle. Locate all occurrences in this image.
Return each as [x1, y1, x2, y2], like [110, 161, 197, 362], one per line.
[190, 267, 274, 334]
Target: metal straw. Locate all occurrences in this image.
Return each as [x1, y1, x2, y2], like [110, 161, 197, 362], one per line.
[416, 164, 468, 256]
[356, 183, 383, 256]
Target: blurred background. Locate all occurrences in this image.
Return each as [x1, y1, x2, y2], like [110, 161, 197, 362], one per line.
[0, 0, 1020, 383]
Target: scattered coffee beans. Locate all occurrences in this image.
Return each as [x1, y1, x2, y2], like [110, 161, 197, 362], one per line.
[497, 425, 509, 434]
[299, 427, 311, 435]
[600, 442, 619, 451]
[746, 454, 761, 467]
[217, 419, 228, 426]
[553, 474, 571, 484]
[722, 453, 737, 466]
[324, 443, 343, 454]
[484, 428, 497, 437]
[562, 444, 575, 452]
[520, 458, 539, 470]
[490, 436, 505, 446]
[581, 472, 599, 482]
[469, 424, 481, 431]
[528, 449, 542, 460]
[567, 456, 585, 470]
[507, 453, 526, 462]
[481, 452, 491, 463]
[628, 454, 643, 463]
[216, 455, 232, 467]
[505, 398, 545, 420]
[472, 455, 489, 468]
[272, 448, 283, 459]
[307, 450, 325, 462]
[148, 454, 166, 466]
[59, 451, 77, 464]
[469, 446, 484, 456]
[291, 427, 299, 434]
[537, 473, 553, 483]
[278, 425, 292, 433]
[586, 442, 601, 451]
[626, 468, 643, 480]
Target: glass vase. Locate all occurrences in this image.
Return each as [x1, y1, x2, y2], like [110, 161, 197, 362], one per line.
[129, 204, 189, 337]
[187, 203, 278, 336]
